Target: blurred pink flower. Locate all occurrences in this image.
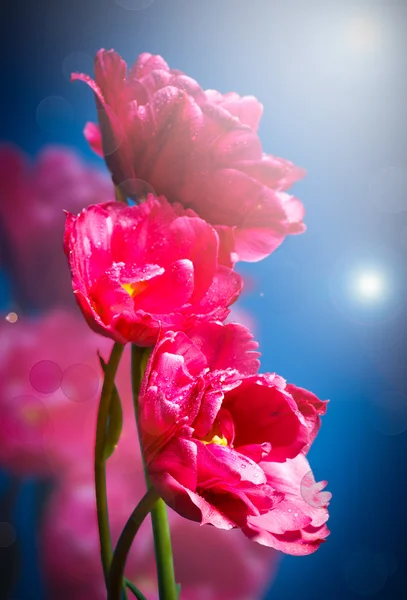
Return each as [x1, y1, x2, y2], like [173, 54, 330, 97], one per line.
[64, 197, 241, 346]
[0, 309, 133, 477]
[0, 144, 114, 310]
[73, 50, 306, 263]
[41, 438, 279, 600]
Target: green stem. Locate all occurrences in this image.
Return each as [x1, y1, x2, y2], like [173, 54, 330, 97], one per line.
[124, 578, 148, 600]
[130, 344, 150, 419]
[150, 499, 179, 600]
[108, 486, 160, 600]
[95, 341, 124, 583]
[131, 344, 179, 600]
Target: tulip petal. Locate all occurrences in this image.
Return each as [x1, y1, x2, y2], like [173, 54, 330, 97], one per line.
[205, 90, 263, 132]
[84, 122, 103, 157]
[225, 375, 310, 462]
[186, 321, 260, 375]
[244, 455, 330, 554]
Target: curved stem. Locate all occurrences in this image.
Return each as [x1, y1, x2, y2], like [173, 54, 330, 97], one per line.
[130, 344, 178, 600]
[124, 578, 148, 600]
[94, 341, 124, 583]
[108, 486, 160, 600]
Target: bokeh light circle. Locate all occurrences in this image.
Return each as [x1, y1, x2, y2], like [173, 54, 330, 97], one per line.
[36, 96, 74, 135]
[343, 547, 389, 595]
[5, 312, 18, 323]
[115, 0, 154, 10]
[329, 246, 406, 325]
[117, 179, 157, 203]
[61, 363, 100, 402]
[3, 395, 50, 455]
[300, 470, 331, 508]
[30, 360, 63, 394]
[62, 51, 94, 82]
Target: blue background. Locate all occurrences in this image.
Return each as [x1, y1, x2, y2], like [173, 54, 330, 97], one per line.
[1, 0, 407, 598]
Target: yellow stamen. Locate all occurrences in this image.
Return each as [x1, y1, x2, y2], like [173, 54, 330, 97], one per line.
[202, 434, 228, 446]
[122, 281, 148, 298]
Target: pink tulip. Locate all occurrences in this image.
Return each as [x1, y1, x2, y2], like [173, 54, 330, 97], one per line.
[138, 322, 330, 555]
[41, 439, 279, 600]
[72, 50, 306, 263]
[0, 310, 133, 477]
[64, 196, 242, 346]
[0, 144, 114, 309]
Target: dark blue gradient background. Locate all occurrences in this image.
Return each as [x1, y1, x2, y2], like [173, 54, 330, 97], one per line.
[1, 1, 407, 598]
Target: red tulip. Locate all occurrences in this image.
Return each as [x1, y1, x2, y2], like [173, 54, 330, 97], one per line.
[138, 322, 330, 555]
[64, 196, 242, 346]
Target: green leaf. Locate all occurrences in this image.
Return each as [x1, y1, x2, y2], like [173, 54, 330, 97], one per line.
[99, 353, 123, 459]
[124, 578, 148, 600]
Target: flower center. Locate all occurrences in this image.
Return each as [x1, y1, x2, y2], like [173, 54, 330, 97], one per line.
[199, 407, 235, 448]
[202, 434, 228, 447]
[121, 281, 149, 298]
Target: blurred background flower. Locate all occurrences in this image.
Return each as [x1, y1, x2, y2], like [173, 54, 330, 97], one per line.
[0, 145, 114, 310]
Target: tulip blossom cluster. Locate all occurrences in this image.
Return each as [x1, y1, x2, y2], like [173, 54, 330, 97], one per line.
[65, 49, 330, 599]
[0, 49, 330, 600]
